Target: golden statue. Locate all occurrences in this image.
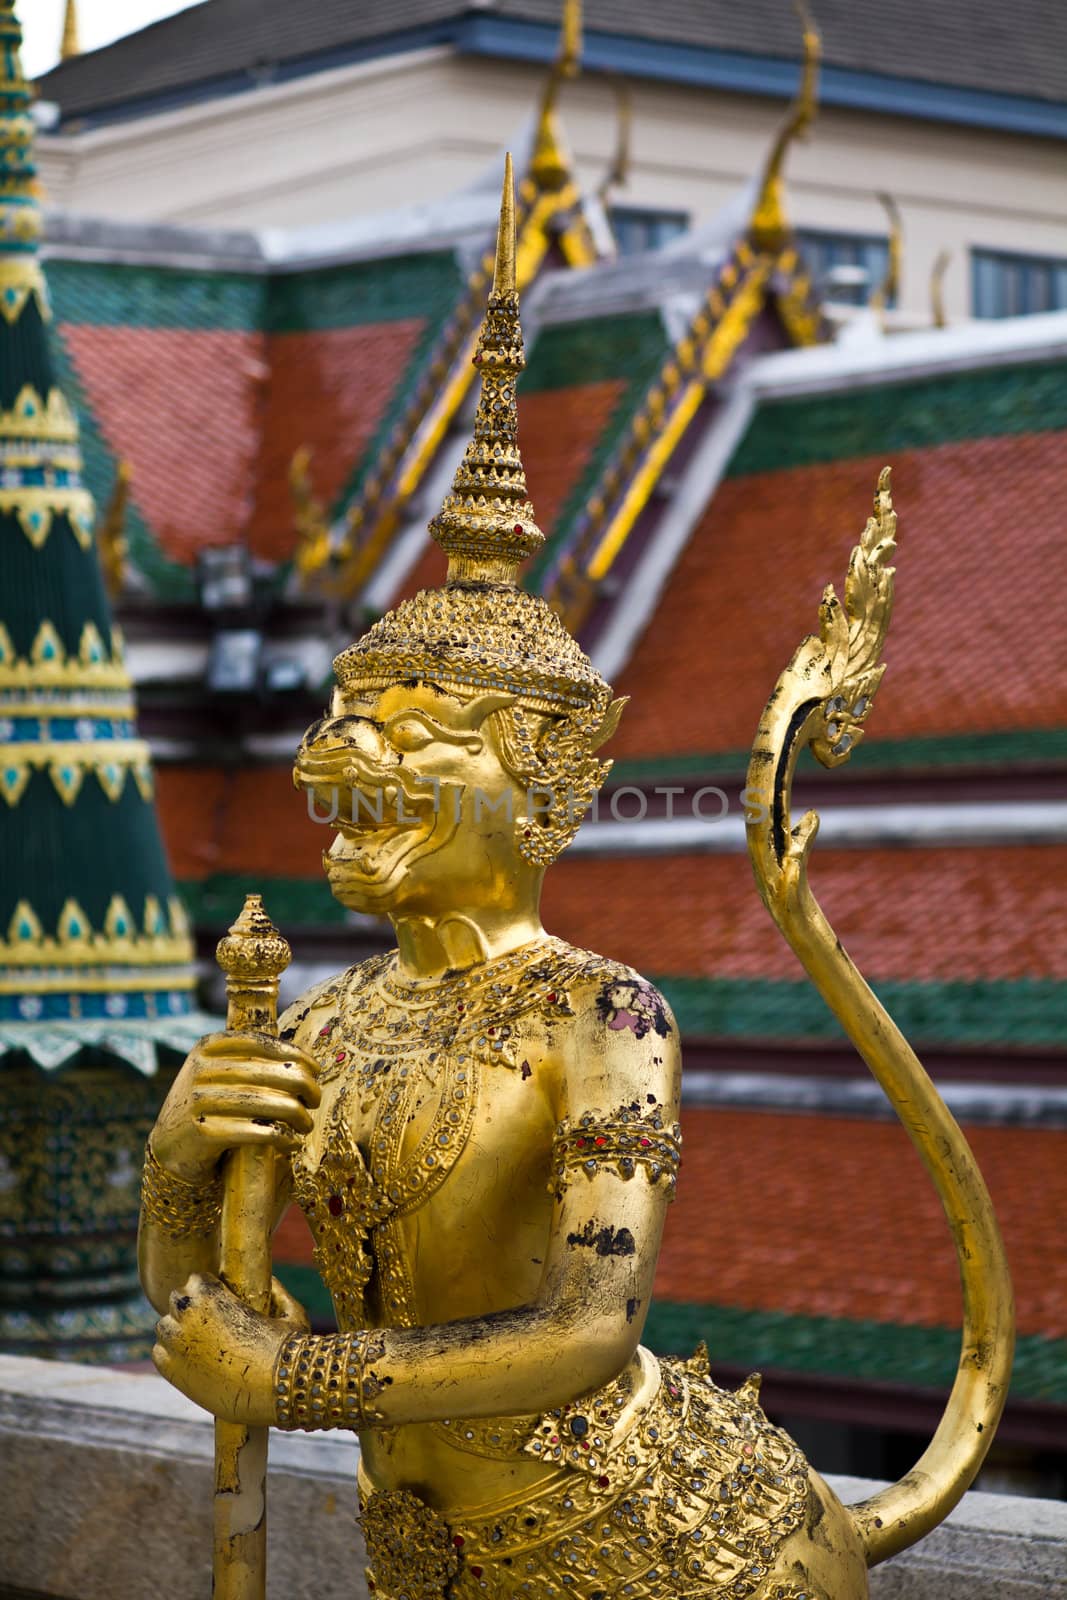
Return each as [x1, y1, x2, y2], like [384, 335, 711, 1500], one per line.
[141, 157, 1013, 1600]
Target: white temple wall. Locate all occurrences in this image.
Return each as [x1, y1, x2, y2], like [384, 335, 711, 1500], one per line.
[36, 49, 1067, 324]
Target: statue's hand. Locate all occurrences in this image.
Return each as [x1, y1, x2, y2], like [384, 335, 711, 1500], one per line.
[153, 1272, 287, 1425]
[149, 1033, 321, 1187]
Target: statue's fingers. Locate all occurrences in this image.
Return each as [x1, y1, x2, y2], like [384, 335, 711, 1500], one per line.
[156, 1312, 180, 1346]
[200, 1034, 319, 1070]
[197, 1056, 321, 1106]
[191, 1084, 315, 1133]
[194, 1116, 303, 1153]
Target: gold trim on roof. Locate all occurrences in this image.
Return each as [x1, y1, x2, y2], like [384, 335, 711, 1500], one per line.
[98, 460, 131, 599]
[0, 485, 95, 549]
[0, 620, 131, 691]
[295, 5, 599, 602]
[871, 192, 903, 322]
[0, 385, 79, 444]
[60, 0, 80, 60]
[0, 739, 155, 808]
[1, 893, 194, 978]
[0, 260, 49, 324]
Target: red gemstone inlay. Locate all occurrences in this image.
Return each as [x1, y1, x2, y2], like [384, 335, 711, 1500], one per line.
[546, 992, 557, 1003]
[335, 1049, 346, 1061]
[597, 1475, 610, 1488]
[470, 1567, 483, 1579]
[328, 1194, 344, 1217]
[595, 1136, 606, 1146]
[576, 1138, 586, 1148]
[453, 1536, 465, 1548]
[640, 1138, 651, 1147]
[513, 523, 523, 535]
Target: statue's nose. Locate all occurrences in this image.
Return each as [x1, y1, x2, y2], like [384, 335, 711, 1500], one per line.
[296, 715, 396, 773]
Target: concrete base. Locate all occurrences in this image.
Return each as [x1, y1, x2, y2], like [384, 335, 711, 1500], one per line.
[1, 1356, 1064, 1599]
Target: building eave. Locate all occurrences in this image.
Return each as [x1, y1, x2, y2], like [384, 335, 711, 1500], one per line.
[41, 16, 1067, 143]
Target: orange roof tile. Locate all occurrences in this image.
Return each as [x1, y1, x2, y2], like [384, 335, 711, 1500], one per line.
[660, 1109, 1067, 1338]
[63, 325, 263, 564]
[251, 321, 425, 563]
[542, 845, 1067, 983]
[155, 764, 325, 879]
[272, 1112, 1067, 1341]
[613, 433, 1067, 759]
[62, 319, 426, 567]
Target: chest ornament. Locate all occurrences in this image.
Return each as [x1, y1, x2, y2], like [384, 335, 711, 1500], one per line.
[294, 938, 621, 1329]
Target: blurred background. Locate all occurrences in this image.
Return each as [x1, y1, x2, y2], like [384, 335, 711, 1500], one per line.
[2, 0, 1065, 1516]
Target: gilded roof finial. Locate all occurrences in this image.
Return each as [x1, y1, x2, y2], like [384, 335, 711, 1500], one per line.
[61, 0, 81, 60]
[870, 192, 902, 323]
[429, 154, 544, 588]
[930, 249, 950, 328]
[748, 1, 821, 253]
[99, 459, 130, 599]
[531, 0, 582, 191]
[597, 76, 632, 204]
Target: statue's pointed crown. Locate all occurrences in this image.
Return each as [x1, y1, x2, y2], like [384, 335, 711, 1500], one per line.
[334, 156, 610, 715]
[429, 153, 544, 587]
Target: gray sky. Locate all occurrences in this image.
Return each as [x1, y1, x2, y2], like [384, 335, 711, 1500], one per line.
[20, 1, 203, 79]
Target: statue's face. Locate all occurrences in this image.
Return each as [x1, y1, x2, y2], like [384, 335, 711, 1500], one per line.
[294, 682, 534, 916]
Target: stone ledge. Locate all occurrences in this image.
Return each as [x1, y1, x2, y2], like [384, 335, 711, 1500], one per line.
[1, 1357, 1064, 1600]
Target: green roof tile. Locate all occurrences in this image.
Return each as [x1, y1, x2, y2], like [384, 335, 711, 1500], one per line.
[727, 360, 1067, 478]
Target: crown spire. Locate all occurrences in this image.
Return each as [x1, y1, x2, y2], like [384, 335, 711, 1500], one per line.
[429, 154, 544, 588]
[493, 150, 517, 296]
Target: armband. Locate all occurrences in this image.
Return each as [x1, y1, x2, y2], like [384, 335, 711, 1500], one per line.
[140, 1142, 223, 1239]
[549, 1105, 681, 1200]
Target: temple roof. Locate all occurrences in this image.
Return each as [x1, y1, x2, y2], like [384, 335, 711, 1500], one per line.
[35, 0, 1067, 131]
[604, 325, 1067, 776]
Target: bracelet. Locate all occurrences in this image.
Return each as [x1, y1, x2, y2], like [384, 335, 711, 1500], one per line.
[140, 1142, 223, 1240]
[274, 1329, 388, 1432]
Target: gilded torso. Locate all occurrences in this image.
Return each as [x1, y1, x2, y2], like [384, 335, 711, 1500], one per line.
[280, 936, 680, 1509]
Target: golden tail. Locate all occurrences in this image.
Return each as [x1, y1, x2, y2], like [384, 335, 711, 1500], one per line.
[744, 467, 1014, 1566]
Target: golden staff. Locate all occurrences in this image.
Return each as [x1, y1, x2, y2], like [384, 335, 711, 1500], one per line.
[212, 895, 292, 1599]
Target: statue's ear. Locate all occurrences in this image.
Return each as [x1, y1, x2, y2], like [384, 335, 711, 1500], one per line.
[590, 696, 628, 751]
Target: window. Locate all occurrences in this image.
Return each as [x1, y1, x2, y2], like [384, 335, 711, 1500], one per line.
[972, 249, 1067, 318]
[796, 229, 893, 308]
[609, 206, 689, 256]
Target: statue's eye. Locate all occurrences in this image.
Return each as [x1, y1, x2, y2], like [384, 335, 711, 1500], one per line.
[388, 719, 435, 753]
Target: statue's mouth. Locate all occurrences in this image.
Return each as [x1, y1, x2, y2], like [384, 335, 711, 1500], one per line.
[304, 754, 447, 891]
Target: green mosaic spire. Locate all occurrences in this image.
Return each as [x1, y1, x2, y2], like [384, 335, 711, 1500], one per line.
[0, 0, 195, 1027]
